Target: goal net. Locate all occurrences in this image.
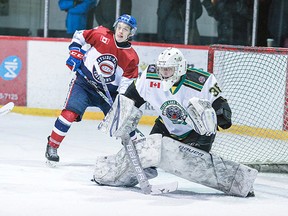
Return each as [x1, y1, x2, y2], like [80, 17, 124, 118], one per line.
[208, 45, 288, 173]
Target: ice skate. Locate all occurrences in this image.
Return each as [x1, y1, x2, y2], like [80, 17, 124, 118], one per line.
[45, 137, 59, 167]
[246, 186, 255, 197]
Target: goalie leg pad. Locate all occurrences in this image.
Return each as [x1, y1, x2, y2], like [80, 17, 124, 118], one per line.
[98, 94, 143, 137]
[158, 137, 258, 197]
[93, 134, 162, 187]
[93, 150, 138, 187]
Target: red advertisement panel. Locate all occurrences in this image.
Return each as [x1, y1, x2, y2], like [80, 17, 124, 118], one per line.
[0, 39, 27, 106]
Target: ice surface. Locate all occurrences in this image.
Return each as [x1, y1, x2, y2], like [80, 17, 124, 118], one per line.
[1, 113, 288, 216]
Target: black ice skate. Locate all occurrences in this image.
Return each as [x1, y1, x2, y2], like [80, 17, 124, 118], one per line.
[45, 136, 59, 161]
[45, 144, 59, 162]
[45, 143, 59, 168]
[246, 186, 255, 197]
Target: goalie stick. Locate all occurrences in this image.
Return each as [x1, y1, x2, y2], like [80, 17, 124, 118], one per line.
[0, 102, 15, 116]
[122, 134, 178, 195]
[72, 47, 177, 194]
[96, 69, 178, 195]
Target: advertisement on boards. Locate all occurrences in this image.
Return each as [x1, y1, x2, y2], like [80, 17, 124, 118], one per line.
[0, 39, 27, 106]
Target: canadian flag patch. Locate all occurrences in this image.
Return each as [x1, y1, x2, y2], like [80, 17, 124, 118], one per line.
[150, 81, 160, 88]
[100, 35, 110, 44]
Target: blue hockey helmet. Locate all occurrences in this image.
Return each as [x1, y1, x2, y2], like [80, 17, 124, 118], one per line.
[113, 14, 137, 36]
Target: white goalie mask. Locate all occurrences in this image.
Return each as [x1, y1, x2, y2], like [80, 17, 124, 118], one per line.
[156, 47, 187, 91]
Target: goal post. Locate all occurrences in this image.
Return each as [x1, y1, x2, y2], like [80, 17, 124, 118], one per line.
[208, 44, 288, 173]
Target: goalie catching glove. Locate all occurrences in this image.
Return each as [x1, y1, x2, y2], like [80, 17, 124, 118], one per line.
[98, 94, 143, 138]
[186, 97, 217, 136]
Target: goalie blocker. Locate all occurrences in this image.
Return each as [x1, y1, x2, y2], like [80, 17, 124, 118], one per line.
[93, 134, 257, 197]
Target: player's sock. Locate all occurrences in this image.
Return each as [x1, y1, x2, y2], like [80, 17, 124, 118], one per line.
[46, 110, 79, 161]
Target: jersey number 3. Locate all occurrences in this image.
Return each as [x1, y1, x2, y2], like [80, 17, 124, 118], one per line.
[209, 83, 222, 97]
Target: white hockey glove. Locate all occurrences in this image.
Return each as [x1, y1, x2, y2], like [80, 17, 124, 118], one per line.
[98, 94, 143, 138]
[186, 97, 217, 136]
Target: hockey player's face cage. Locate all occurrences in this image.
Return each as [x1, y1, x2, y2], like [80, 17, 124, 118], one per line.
[157, 66, 176, 80]
[156, 47, 187, 91]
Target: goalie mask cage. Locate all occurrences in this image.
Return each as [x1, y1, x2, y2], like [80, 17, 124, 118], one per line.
[208, 45, 288, 173]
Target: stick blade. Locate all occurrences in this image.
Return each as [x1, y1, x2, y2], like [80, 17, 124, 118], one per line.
[150, 181, 178, 195]
[0, 102, 15, 116]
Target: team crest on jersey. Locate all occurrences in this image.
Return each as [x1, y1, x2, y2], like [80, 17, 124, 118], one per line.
[161, 100, 187, 124]
[92, 54, 117, 82]
[198, 76, 206, 83]
[147, 64, 156, 73]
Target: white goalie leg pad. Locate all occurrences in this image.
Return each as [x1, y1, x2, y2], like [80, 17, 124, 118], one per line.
[98, 94, 143, 137]
[158, 137, 258, 197]
[186, 97, 217, 135]
[93, 134, 162, 186]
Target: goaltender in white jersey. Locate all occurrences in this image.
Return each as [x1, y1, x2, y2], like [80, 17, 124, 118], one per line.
[94, 47, 258, 197]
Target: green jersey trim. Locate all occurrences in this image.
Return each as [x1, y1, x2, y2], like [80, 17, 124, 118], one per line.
[183, 68, 211, 91]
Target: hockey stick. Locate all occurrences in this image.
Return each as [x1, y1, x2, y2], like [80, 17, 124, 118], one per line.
[73, 51, 176, 194]
[97, 69, 177, 195]
[76, 68, 157, 193]
[0, 102, 15, 116]
[122, 133, 178, 195]
[76, 69, 144, 135]
[72, 44, 113, 107]
[75, 69, 113, 106]
[70, 45, 174, 193]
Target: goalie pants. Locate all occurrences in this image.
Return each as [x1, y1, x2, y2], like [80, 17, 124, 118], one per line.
[150, 117, 215, 152]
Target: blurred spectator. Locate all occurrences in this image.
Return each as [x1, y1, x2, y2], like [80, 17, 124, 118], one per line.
[202, 0, 253, 46]
[0, 0, 9, 16]
[93, 0, 132, 29]
[157, 0, 203, 45]
[86, 0, 99, 29]
[268, 0, 288, 47]
[256, 0, 272, 47]
[58, 0, 96, 37]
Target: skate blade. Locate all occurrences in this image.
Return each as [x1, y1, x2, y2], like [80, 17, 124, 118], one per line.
[46, 160, 58, 168]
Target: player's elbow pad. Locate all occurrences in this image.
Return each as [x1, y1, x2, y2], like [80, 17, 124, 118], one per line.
[212, 97, 232, 129]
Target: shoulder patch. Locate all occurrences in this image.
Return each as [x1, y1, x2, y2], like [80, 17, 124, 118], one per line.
[183, 68, 211, 91]
[146, 64, 160, 80]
